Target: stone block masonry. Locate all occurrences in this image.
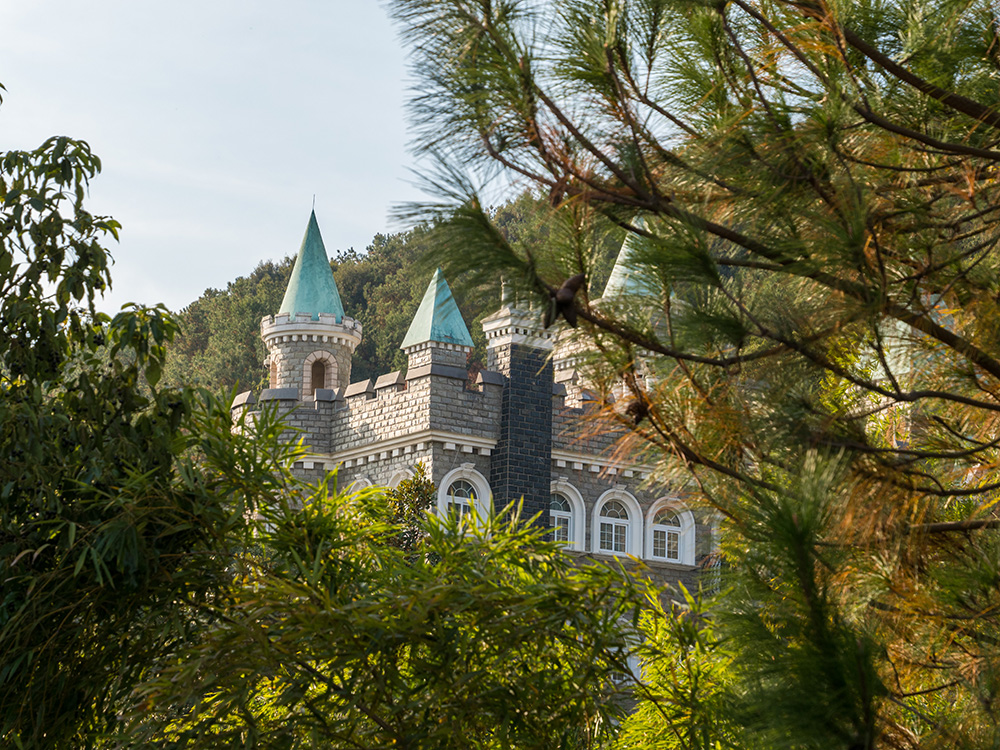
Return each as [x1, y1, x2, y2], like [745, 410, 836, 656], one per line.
[230, 215, 713, 596]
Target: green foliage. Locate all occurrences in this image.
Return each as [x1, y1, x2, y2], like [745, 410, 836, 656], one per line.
[0, 126, 650, 748]
[618, 589, 738, 750]
[0, 133, 305, 746]
[124, 489, 648, 749]
[385, 461, 437, 552]
[389, 0, 1000, 746]
[162, 258, 292, 391]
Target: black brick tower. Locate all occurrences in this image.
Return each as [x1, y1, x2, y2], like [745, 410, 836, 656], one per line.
[483, 306, 555, 524]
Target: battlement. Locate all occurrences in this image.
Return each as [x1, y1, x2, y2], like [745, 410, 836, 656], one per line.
[482, 305, 555, 353]
[261, 312, 362, 350]
[232, 359, 504, 462]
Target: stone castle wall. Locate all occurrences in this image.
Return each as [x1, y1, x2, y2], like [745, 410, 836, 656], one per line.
[232, 308, 713, 590]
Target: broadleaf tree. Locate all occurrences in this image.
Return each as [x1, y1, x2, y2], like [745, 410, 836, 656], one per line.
[0, 131, 307, 745]
[388, 1, 1000, 747]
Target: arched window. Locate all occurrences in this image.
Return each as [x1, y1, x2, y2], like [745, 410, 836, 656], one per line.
[550, 493, 572, 543]
[644, 499, 696, 565]
[388, 468, 415, 489]
[651, 510, 681, 562]
[347, 477, 373, 492]
[437, 464, 491, 520]
[303, 351, 338, 398]
[591, 488, 642, 557]
[599, 500, 630, 554]
[550, 479, 585, 551]
[311, 360, 326, 395]
[446, 479, 477, 520]
[269, 359, 278, 388]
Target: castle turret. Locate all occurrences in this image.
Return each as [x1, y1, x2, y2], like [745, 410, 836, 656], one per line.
[401, 268, 474, 370]
[261, 211, 362, 399]
[602, 216, 656, 300]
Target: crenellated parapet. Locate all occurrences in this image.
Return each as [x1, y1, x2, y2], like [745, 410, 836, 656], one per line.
[481, 303, 555, 362]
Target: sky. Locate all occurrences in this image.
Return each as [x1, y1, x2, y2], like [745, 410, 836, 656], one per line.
[0, 1, 428, 313]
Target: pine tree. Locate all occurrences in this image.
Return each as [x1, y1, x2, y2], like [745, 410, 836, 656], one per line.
[389, 1, 1000, 746]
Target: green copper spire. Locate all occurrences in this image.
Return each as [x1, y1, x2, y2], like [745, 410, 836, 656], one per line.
[401, 268, 474, 349]
[602, 217, 653, 299]
[279, 210, 345, 322]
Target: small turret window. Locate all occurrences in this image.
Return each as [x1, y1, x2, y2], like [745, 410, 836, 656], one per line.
[311, 360, 326, 395]
[269, 360, 277, 388]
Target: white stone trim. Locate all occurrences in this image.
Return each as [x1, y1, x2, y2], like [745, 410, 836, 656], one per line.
[347, 476, 373, 492]
[322, 429, 497, 466]
[644, 498, 696, 566]
[481, 307, 555, 351]
[261, 313, 362, 352]
[591, 487, 643, 557]
[549, 478, 585, 551]
[551, 449, 652, 480]
[302, 350, 338, 395]
[401, 340, 473, 355]
[387, 468, 415, 489]
[437, 463, 492, 519]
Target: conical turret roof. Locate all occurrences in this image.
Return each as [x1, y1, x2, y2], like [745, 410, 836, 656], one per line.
[401, 268, 474, 349]
[279, 210, 345, 322]
[602, 217, 653, 299]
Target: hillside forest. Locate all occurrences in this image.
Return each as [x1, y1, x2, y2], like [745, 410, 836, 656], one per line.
[162, 192, 620, 391]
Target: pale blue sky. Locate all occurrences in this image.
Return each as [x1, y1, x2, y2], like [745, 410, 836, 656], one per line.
[0, 1, 425, 313]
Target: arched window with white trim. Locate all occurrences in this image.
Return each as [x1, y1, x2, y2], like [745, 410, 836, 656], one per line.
[550, 493, 572, 543]
[347, 476, 373, 492]
[599, 501, 629, 554]
[651, 510, 681, 561]
[446, 479, 477, 520]
[303, 350, 338, 397]
[644, 499, 696, 565]
[437, 464, 491, 521]
[388, 468, 414, 489]
[549, 479, 585, 550]
[591, 488, 643, 557]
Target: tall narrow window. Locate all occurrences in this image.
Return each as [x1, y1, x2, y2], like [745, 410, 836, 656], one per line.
[599, 500, 629, 554]
[311, 360, 326, 395]
[269, 360, 277, 388]
[651, 510, 681, 562]
[550, 493, 572, 543]
[446, 480, 476, 520]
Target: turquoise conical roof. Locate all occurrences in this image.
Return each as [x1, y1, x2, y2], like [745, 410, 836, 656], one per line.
[401, 269, 474, 349]
[279, 211, 345, 322]
[602, 217, 652, 299]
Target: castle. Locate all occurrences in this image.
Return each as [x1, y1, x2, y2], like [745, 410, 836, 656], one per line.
[232, 212, 712, 588]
